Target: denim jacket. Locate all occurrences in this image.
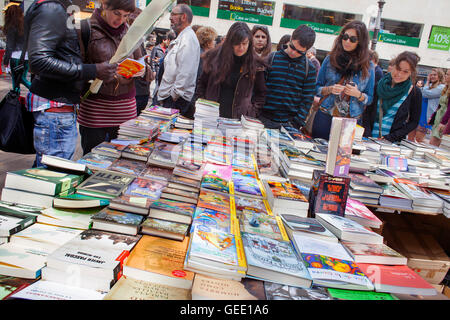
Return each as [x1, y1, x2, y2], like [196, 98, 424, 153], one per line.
[316, 55, 375, 118]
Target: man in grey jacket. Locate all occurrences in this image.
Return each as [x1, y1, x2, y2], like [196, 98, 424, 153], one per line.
[156, 4, 200, 118]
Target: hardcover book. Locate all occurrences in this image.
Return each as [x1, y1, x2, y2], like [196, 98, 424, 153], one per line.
[357, 264, 436, 296]
[316, 213, 383, 244]
[123, 235, 194, 289]
[241, 232, 312, 288]
[197, 189, 231, 214]
[341, 241, 407, 265]
[326, 118, 357, 176]
[291, 234, 374, 291]
[4, 168, 83, 196]
[109, 158, 147, 176]
[76, 170, 135, 199]
[201, 163, 232, 194]
[310, 173, 350, 218]
[140, 217, 189, 241]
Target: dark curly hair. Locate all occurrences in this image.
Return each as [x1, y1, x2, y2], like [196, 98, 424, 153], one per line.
[3, 5, 24, 37]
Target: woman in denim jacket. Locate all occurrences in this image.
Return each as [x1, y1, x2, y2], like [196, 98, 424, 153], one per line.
[312, 21, 375, 140]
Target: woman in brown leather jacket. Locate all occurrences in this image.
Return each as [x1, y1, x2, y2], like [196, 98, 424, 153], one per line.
[77, 0, 153, 155]
[195, 22, 267, 119]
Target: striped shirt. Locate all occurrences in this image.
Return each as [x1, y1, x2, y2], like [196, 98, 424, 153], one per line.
[260, 50, 317, 127]
[372, 93, 409, 138]
[26, 92, 76, 112]
[77, 96, 137, 128]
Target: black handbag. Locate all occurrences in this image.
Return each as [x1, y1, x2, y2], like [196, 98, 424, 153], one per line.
[0, 26, 35, 154]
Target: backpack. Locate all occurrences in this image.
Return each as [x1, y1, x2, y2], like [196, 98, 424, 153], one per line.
[79, 18, 91, 59]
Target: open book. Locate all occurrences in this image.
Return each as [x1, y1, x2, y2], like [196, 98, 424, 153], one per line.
[117, 56, 147, 78]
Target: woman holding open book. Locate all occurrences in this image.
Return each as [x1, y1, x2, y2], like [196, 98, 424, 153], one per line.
[77, 0, 153, 155]
[371, 51, 422, 143]
[312, 20, 375, 140]
[195, 22, 267, 119]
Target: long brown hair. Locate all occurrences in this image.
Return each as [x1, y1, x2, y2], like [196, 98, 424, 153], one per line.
[429, 68, 445, 89]
[392, 51, 420, 85]
[3, 5, 24, 37]
[329, 20, 370, 79]
[202, 22, 259, 86]
[251, 25, 271, 57]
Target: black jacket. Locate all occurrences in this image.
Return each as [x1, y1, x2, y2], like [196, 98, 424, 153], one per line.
[3, 26, 24, 66]
[373, 86, 422, 143]
[25, 0, 96, 104]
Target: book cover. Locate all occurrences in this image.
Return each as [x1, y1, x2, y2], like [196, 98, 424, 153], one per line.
[104, 276, 191, 300]
[197, 189, 231, 214]
[123, 235, 194, 289]
[109, 158, 147, 176]
[91, 207, 144, 227]
[191, 274, 265, 300]
[76, 170, 135, 199]
[264, 282, 333, 300]
[140, 217, 189, 238]
[121, 144, 153, 161]
[188, 226, 239, 268]
[91, 142, 126, 158]
[341, 241, 407, 265]
[0, 275, 37, 300]
[150, 198, 196, 217]
[349, 173, 383, 193]
[267, 181, 308, 202]
[241, 232, 311, 283]
[41, 154, 92, 175]
[232, 168, 263, 198]
[0, 209, 36, 237]
[123, 177, 167, 201]
[344, 198, 382, 228]
[77, 152, 115, 171]
[147, 141, 182, 168]
[201, 163, 232, 194]
[141, 166, 173, 182]
[357, 264, 436, 295]
[191, 207, 231, 233]
[312, 174, 350, 217]
[38, 207, 97, 229]
[169, 175, 201, 190]
[234, 196, 269, 214]
[117, 58, 144, 79]
[279, 214, 337, 242]
[5, 168, 83, 196]
[239, 211, 284, 241]
[326, 117, 357, 177]
[53, 193, 109, 209]
[293, 234, 374, 290]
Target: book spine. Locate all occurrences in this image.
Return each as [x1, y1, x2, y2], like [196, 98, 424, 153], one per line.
[274, 216, 290, 242]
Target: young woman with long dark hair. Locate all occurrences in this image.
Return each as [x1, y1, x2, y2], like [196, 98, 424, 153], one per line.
[313, 20, 375, 139]
[252, 25, 271, 58]
[195, 21, 266, 119]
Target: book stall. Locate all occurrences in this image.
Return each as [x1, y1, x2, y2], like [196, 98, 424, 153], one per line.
[0, 99, 449, 301]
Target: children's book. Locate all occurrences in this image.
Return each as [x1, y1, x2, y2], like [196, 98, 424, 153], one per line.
[239, 210, 284, 241]
[197, 189, 231, 214]
[234, 196, 269, 214]
[231, 167, 264, 198]
[191, 207, 231, 233]
[201, 163, 232, 194]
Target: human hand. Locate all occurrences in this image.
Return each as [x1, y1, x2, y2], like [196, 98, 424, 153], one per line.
[132, 67, 146, 78]
[96, 62, 118, 81]
[438, 123, 446, 133]
[331, 84, 345, 95]
[344, 83, 360, 97]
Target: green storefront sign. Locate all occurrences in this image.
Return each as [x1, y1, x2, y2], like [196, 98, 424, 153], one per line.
[217, 1, 275, 26]
[428, 26, 450, 51]
[281, 18, 420, 48]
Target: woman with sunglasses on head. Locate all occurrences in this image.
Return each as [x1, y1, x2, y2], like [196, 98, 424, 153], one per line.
[312, 20, 375, 140]
[252, 25, 272, 58]
[195, 22, 266, 119]
[371, 51, 422, 143]
[77, 0, 153, 155]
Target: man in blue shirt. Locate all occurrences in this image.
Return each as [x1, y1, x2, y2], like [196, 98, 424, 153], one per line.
[259, 25, 317, 129]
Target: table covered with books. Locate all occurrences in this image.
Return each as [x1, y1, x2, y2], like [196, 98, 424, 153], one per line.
[0, 99, 449, 301]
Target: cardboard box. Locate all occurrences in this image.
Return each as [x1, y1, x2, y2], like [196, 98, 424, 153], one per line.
[383, 225, 450, 285]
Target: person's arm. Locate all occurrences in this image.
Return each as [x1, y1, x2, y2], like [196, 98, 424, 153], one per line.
[421, 84, 444, 99]
[3, 28, 16, 66]
[384, 88, 422, 142]
[251, 68, 267, 117]
[298, 60, 317, 117]
[27, 3, 96, 81]
[315, 56, 329, 97]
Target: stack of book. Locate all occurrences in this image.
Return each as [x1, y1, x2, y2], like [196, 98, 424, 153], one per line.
[140, 105, 179, 123]
[193, 99, 219, 128]
[263, 180, 309, 217]
[0, 201, 39, 245]
[440, 134, 450, 150]
[121, 141, 154, 162]
[1, 167, 85, 208]
[378, 184, 414, 210]
[44, 229, 141, 292]
[91, 141, 127, 159]
[279, 144, 325, 181]
[117, 117, 160, 141]
[240, 115, 264, 132]
[147, 141, 183, 169]
[393, 178, 444, 213]
[174, 115, 194, 130]
[348, 173, 383, 205]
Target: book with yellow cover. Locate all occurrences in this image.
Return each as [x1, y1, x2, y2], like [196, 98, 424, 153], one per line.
[123, 235, 194, 289]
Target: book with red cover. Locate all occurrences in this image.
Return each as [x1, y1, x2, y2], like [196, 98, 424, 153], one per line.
[357, 264, 437, 296]
[344, 198, 382, 229]
[310, 172, 350, 218]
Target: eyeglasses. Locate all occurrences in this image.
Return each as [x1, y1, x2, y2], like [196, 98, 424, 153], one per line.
[342, 33, 358, 43]
[289, 42, 306, 55]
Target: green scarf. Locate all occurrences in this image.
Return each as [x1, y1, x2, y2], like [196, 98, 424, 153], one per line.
[377, 73, 412, 113]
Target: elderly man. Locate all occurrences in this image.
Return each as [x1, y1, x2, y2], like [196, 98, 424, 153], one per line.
[156, 4, 200, 118]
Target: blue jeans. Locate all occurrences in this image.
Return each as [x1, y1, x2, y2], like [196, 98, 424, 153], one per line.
[32, 111, 77, 168]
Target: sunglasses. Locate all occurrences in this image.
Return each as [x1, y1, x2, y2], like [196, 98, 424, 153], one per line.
[289, 42, 306, 55]
[342, 33, 358, 43]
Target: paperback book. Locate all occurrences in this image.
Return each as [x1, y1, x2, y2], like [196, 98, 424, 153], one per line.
[148, 198, 196, 224]
[91, 207, 144, 235]
[75, 170, 135, 199]
[140, 217, 189, 241]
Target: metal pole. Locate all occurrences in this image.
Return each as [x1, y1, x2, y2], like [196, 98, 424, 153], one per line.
[371, 0, 386, 50]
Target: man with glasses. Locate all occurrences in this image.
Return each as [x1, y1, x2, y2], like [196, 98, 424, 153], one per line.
[258, 25, 317, 130]
[156, 4, 200, 118]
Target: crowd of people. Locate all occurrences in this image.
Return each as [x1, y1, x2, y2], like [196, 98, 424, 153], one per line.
[2, 0, 450, 166]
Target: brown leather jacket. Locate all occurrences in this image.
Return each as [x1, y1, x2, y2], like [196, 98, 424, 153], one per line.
[195, 63, 267, 119]
[81, 12, 153, 97]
